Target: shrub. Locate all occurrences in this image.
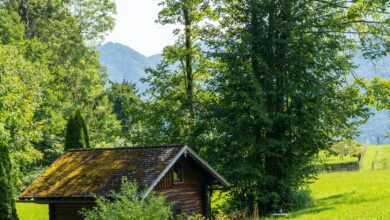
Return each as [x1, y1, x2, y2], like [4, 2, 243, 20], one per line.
[330, 140, 365, 160]
[211, 191, 232, 216]
[285, 188, 313, 211]
[81, 179, 171, 220]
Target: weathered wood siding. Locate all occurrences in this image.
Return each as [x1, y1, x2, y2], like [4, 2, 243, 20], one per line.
[156, 157, 210, 216]
[49, 203, 94, 220]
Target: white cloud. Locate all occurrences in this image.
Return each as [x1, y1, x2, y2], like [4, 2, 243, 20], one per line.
[104, 0, 176, 56]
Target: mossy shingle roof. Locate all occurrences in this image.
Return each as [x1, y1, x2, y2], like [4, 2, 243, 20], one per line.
[20, 145, 184, 200]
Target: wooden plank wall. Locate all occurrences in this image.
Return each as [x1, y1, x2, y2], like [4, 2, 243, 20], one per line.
[156, 157, 210, 216]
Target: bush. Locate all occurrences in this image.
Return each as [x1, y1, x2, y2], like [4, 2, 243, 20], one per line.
[211, 191, 232, 216]
[81, 178, 171, 220]
[285, 188, 313, 211]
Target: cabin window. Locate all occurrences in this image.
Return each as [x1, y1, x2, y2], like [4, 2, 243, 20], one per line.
[172, 164, 184, 184]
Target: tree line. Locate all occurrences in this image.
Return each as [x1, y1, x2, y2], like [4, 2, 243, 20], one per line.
[1, 0, 389, 219]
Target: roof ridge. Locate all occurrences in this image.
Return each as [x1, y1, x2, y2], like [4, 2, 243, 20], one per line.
[68, 144, 185, 152]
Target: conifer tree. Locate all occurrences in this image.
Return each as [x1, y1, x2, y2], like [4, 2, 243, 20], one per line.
[0, 145, 19, 220]
[64, 110, 90, 150]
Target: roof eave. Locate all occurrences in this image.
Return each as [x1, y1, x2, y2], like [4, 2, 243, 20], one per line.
[143, 145, 230, 198]
[185, 146, 230, 187]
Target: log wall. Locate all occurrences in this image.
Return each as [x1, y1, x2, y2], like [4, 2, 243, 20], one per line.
[156, 157, 210, 216]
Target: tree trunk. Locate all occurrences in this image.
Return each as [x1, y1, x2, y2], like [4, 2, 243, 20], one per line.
[182, 6, 194, 125]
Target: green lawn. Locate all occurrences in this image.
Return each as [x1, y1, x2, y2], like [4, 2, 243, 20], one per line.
[283, 145, 390, 220]
[17, 203, 48, 220]
[285, 170, 390, 220]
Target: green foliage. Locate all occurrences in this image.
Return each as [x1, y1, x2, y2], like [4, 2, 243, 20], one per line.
[196, 0, 387, 214]
[355, 76, 390, 141]
[143, 0, 390, 215]
[0, 145, 19, 220]
[329, 140, 365, 160]
[316, 151, 358, 166]
[0, 0, 121, 187]
[0, 9, 24, 44]
[357, 77, 390, 111]
[0, 44, 43, 187]
[107, 82, 145, 145]
[140, 0, 215, 146]
[81, 179, 171, 220]
[285, 188, 313, 211]
[64, 110, 91, 150]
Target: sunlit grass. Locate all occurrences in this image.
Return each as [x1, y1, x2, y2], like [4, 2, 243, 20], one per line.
[284, 170, 390, 220]
[278, 145, 390, 220]
[17, 203, 48, 220]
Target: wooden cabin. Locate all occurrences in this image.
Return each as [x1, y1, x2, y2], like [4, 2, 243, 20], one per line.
[19, 145, 229, 220]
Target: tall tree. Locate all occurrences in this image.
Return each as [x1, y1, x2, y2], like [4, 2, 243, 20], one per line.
[203, 0, 389, 214]
[64, 110, 90, 150]
[158, 0, 198, 124]
[142, 0, 213, 145]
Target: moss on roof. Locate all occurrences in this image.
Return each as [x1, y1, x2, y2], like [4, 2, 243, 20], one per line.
[20, 145, 183, 199]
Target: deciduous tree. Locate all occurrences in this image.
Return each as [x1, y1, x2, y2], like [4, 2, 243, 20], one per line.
[202, 0, 389, 213]
[143, 0, 214, 146]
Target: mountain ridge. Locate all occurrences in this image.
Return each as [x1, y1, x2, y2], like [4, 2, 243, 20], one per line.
[98, 42, 161, 90]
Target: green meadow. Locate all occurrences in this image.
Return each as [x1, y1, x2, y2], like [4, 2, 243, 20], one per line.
[17, 203, 48, 220]
[284, 145, 390, 220]
[17, 145, 390, 220]
[285, 170, 390, 220]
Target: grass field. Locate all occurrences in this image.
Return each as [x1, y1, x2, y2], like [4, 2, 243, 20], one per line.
[285, 170, 390, 220]
[284, 144, 390, 220]
[17, 145, 390, 220]
[17, 203, 48, 220]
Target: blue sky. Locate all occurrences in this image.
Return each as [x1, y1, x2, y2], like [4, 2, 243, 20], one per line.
[104, 0, 176, 56]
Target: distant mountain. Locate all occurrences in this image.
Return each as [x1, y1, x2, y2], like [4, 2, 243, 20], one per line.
[98, 42, 389, 144]
[98, 42, 161, 91]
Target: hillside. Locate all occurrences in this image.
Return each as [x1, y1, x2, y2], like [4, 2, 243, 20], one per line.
[98, 42, 161, 91]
